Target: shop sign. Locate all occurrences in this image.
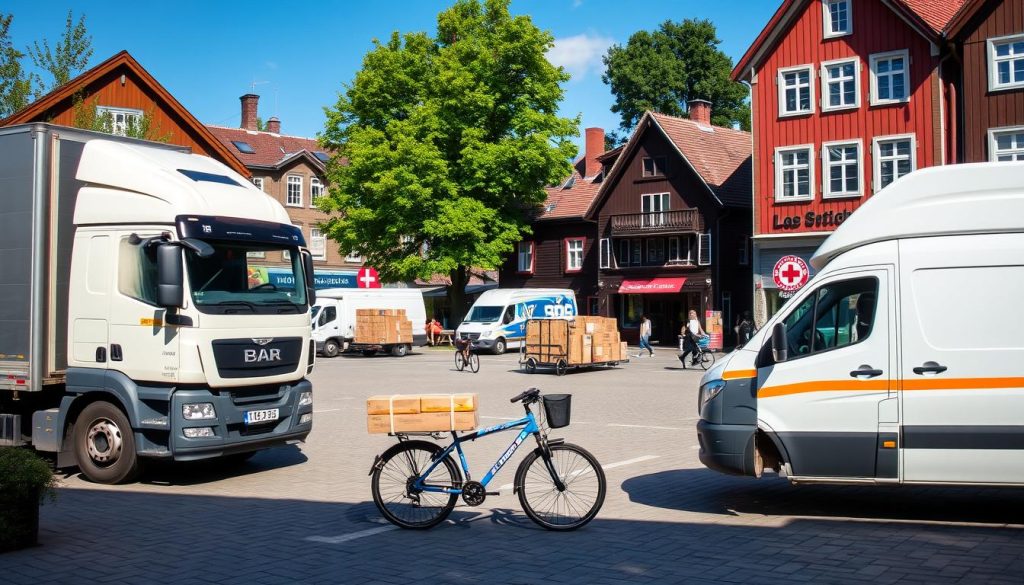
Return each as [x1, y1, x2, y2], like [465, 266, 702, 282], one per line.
[773, 210, 851, 231]
[357, 266, 381, 288]
[772, 255, 809, 297]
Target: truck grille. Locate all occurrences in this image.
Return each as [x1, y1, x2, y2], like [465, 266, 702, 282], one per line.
[211, 337, 302, 378]
[460, 333, 480, 341]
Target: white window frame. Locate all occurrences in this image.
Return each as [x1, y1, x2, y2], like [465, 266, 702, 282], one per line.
[252, 177, 265, 192]
[987, 126, 1024, 162]
[668, 236, 691, 264]
[95, 105, 143, 137]
[777, 64, 815, 117]
[821, 140, 863, 199]
[345, 250, 363, 263]
[988, 33, 1024, 92]
[641, 192, 670, 227]
[821, 58, 860, 112]
[774, 144, 815, 202]
[599, 238, 611, 269]
[286, 175, 303, 207]
[872, 134, 917, 193]
[517, 241, 534, 273]
[869, 50, 910, 106]
[310, 177, 323, 204]
[565, 238, 584, 273]
[822, 0, 852, 39]
[310, 227, 327, 261]
[697, 233, 712, 266]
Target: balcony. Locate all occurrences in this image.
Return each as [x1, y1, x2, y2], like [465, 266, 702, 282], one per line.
[610, 209, 704, 236]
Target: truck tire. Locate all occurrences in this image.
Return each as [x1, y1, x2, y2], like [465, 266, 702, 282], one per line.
[322, 339, 340, 358]
[74, 400, 140, 484]
[493, 337, 506, 355]
[391, 344, 409, 357]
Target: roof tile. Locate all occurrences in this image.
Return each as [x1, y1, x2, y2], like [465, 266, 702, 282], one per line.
[207, 125, 327, 169]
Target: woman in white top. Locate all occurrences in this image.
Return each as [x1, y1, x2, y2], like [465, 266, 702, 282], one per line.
[678, 310, 706, 368]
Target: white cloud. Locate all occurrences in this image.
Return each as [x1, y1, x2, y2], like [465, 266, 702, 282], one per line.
[548, 33, 615, 82]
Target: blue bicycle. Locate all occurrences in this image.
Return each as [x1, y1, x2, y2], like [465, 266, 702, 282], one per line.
[369, 388, 606, 530]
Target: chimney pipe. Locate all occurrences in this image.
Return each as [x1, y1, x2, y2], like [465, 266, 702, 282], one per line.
[584, 127, 605, 178]
[240, 93, 259, 131]
[267, 116, 281, 134]
[688, 99, 712, 126]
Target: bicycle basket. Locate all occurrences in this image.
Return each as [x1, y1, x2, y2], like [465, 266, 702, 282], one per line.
[697, 336, 711, 349]
[542, 394, 572, 429]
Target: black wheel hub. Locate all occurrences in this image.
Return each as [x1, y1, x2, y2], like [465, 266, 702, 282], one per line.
[461, 480, 486, 506]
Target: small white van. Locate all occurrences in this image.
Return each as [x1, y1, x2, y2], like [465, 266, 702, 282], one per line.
[311, 288, 427, 357]
[697, 162, 1024, 486]
[457, 288, 577, 354]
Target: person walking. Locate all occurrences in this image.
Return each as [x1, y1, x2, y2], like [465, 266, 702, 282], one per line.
[678, 309, 706, 367]
[637, 314, 654, 357]
[735, 310, 754, 346]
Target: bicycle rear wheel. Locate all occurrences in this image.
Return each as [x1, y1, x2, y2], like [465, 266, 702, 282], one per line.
[371, 441, 461, 529]
[699, 350, 716, 370]
[468, 352, 480, 373]
[515, 443, 605, 531]
[454, 351, 465, 371]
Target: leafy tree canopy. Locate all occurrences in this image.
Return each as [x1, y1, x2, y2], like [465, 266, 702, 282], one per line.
[602, 18, 749, 131]
[0, 13, 33, 117]
[320, 0, 578, 318]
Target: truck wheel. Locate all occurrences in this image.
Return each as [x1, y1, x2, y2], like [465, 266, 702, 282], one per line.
[74, 401, 140, 484]
[322, 339, 340, 358]
[391, 344, 408, 357]
[493, 338, 506, 355]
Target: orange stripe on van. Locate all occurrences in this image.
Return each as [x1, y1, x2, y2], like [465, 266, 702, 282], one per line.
[759, 379, 889, 398]
[900, 377, 1024, 391]
[722, 369, 756, 380]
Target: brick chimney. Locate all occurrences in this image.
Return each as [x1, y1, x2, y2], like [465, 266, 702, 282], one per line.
[584, 127, 605, 178]
[688, 99, 712, 126]
[240, 93, 259, 131]
[266, 116, 280, 134]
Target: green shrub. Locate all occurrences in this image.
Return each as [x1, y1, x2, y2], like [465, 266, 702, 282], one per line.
[0, 447, 58, 504]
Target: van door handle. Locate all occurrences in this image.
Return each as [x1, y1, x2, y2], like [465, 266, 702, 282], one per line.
[849, 365, 883, 378]
[913, 362, 947, 375]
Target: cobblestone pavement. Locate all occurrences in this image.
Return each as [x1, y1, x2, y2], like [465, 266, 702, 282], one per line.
[5, 348, 1023, 584]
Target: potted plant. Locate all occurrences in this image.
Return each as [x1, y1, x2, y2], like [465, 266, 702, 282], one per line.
[0, 447, 58, 553]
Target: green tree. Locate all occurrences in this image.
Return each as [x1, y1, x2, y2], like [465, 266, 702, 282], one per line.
[603, 19, 750, 131]
[26, 10, 92, 95]
[0, 13, 34, 117]
[70, 91, 172, 142]
[320, 0, 577, 321]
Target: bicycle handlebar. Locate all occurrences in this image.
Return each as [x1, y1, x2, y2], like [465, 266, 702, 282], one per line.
[510, 388, 541, 404]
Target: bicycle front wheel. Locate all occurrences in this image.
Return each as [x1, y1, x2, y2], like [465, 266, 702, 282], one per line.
[468, 352, 480, 373]
[454, 351, 465, 371]
[515, 443, 606, 531]
[700, 350, 716, 370]
[371, 441, 461, 529]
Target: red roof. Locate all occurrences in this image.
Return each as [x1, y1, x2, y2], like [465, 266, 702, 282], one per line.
[897, 0, 967, 34]
[536, 170, 603, 220]
[207, 125, 327, 169]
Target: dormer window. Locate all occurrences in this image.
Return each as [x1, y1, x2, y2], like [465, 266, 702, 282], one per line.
[642, 156, 666, 177]
[823, 0, 851, 38]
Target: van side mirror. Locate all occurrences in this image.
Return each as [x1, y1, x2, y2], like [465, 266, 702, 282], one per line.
[301, 250, 316, 305]
[771, 322, 788, 363]
[156, 244, 185, 308]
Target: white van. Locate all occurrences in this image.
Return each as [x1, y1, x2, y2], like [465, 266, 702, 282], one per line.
[457, 288, 577, 354]
[697, 162, 1024, 486]
[311, 288, 427, 357]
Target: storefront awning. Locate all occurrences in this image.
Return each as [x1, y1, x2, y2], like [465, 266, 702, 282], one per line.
[618, 277, 686, 294]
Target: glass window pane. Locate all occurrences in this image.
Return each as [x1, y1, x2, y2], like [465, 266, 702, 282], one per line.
[842, 63, 854, 76]
[1015, 61, 1024, 82]
[897, 159, 911, 177]
[846, 173, 858, 192]
[896, 141, 910, 156]
[880, 143, 893, 157]
[1013, 42, 1024, 54]
[877, 60, 890, 73]
[893, 75, 905, 98]
[796, 150, 808, 165]
[998, 62, 1010, 84]
[879, 80, 890, 100]
[798, 71, 809, 84]
[996, 43, 1010, 57]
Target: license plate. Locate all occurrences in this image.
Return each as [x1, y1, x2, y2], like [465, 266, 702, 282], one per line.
[244, 408, 280, 425]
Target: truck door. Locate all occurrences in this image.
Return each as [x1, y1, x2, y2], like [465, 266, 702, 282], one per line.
[107, 231, 181, 383]
[899, 235, 1024, 484]
[757, 267, 894, 479]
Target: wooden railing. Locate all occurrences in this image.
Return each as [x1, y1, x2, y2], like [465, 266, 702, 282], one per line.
[610, 209, 703, 235]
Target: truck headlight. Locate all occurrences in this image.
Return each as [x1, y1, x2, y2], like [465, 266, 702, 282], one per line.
[480, 330, 492, 337]
[699, 380, 726, 413]
[299, 391, 313, 407]
[183, 403, 217, 420]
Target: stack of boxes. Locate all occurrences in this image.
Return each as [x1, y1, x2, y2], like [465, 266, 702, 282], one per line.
[354, 308, 414, 345]
[525, 317, 627, 366]
[366, 393, 479, 433]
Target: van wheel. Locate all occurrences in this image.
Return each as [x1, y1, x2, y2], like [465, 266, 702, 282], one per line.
[391, 344, 408, 357]
[493, 338, 506, 355]
[322, 339, 340, 358]
[74, 401, 140, 484]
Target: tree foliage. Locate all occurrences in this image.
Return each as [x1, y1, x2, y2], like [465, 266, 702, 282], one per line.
[71, 92, 172, 142]
[602, 19, 749, 131]
[26, 10, 93, 92]
[0, 13, 33, 118]
[321, 0, 578, 319]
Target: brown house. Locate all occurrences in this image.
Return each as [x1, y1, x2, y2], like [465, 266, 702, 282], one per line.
[0, 50, 247, 177]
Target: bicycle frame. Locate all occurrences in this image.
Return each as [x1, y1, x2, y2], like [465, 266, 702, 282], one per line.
[410, 409, 542, 495]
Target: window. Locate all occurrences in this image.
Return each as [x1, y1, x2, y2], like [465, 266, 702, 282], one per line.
[96, 106, 143, 137]
[775, 145, 814, 201]
[778, 65, 814, 116]
[117, 237, 159, 305]
[631, 238, 642, 265]
[738, 237, 749, 266]
[988, 126, 1024, 161]
[618, 239, 630, 267]
[782, 277, 878, 359]
[988, 34, 1024, 91]
[698, 233, 711, 266]
[599, 238, 611, 269]
[319, 306, 337, 327]
[646, 238, 665, 263]
[821, 58, 859, 111]
[252, 177, 264, 192]
[642, 156, 667, 177]
[286, 175, 303, 206]
[668, 236, 692, 264]
[873, 135, 915, 192]
[517, 241, 534, 273]
[565, 238, 584, 273]
[823, 0, 851, 38]
[310, 228, 326, 260]
[822, 140, 862, 198]
[310, 177, 324, 203]
[641, 193, 670, 226]
[345, 250, 363, 263]
[870, 50, 909, 105]
[231, 140, 256, 154]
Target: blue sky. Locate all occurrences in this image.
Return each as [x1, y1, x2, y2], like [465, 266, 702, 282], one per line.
[5, 0, 778, 153]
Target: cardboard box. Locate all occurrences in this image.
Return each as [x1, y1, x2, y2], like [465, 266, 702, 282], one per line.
[420, 394, 477, 413]
[367, 411, 478, 434]
[366, 395, 421, 415]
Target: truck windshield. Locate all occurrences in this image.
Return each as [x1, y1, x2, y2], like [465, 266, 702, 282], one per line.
[185, 241, 306, 314]
[466, 306, 503, 323]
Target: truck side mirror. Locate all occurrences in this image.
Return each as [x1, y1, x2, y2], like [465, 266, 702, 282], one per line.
[771, 322, 788, 363]
[156, 244, 185, 308]
[301, 250, 316, 305]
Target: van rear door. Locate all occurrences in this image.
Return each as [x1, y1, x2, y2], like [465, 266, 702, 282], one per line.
[899, 234, 1024, 484]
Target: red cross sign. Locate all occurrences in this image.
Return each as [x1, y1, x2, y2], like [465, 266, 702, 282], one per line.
[356, 266, 381, 288]
[772, 255, 809, 293]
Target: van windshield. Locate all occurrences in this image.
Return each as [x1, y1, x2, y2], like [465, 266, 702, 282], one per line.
[466, 305, 503, 323]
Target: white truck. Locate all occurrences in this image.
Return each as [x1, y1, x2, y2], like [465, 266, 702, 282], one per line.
[457, 288, 577, 354]
[0, 124, 316, 483]
[311, 288, 427, 357]
[697, 162, 1024, 486]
